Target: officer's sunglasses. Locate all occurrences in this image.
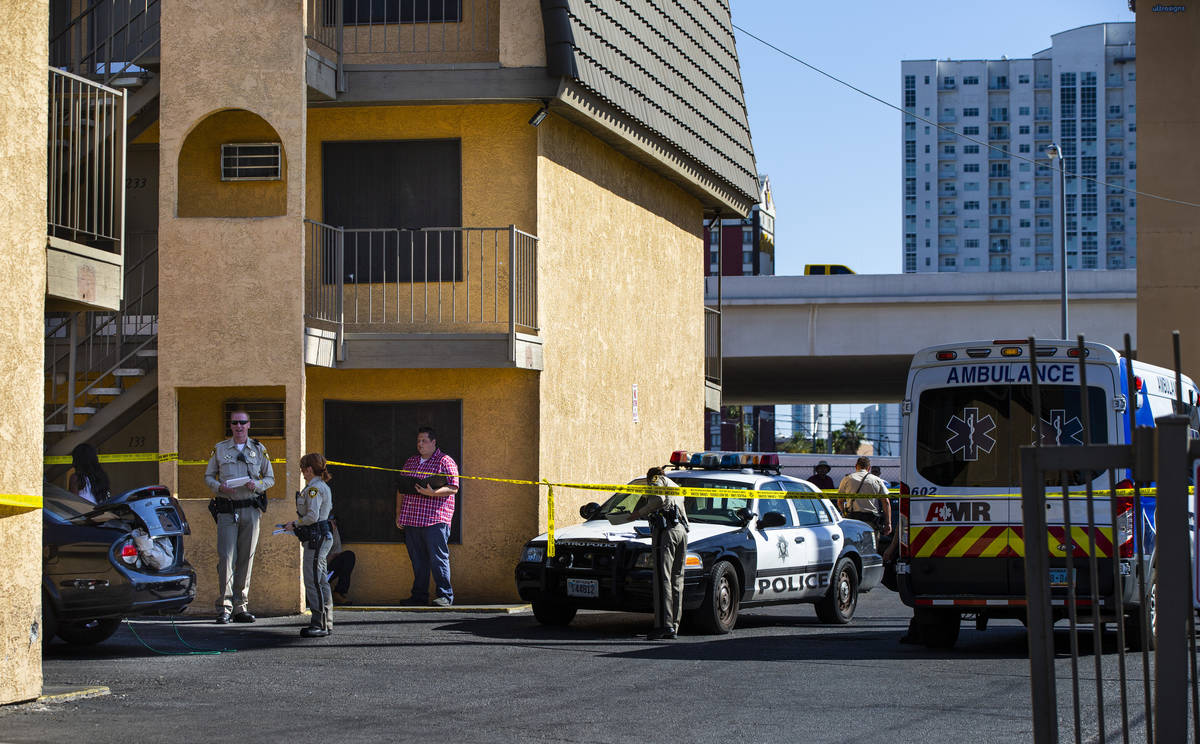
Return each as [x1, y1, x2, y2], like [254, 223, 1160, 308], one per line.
[230, 420, 250, 426]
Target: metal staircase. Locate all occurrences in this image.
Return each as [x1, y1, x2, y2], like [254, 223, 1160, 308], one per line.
[46, 0, 161, 454]
[45, 235, 158, 449]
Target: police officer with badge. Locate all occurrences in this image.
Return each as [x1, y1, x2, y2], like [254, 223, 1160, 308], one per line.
[204, 410, 274, 624]
[631, 466, 689, 640]
[285, 453, 334, 638]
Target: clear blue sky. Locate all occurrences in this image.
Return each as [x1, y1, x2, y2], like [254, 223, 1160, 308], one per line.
[730, 0, 1134, 276]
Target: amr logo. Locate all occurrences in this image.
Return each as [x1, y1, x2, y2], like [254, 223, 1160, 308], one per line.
[946, 407, 997, 461]
[1033, 408, 1084, 446]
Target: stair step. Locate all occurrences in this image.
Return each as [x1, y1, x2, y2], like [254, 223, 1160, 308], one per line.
[74, 406, 98, 415]
[44, 424, 74, 433]
[135, 349, 158, 358]
[112, 368, 145, 377]
[91, 387, 123, 396]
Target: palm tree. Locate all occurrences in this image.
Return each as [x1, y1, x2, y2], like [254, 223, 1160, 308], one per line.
[832, 420, 865, 455]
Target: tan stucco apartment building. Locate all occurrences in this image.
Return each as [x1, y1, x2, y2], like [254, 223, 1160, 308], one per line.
[1134, 2, 1200, 371]
[1, 0, 759, 701]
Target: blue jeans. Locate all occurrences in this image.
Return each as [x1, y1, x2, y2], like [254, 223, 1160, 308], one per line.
[404, 522, 452, 604]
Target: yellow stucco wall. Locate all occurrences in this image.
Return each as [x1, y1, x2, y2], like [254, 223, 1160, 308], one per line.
[158, 1, 307, 613]
[1136, 8, 1200, 372]
[177, 109, 286, 218]
[175, 387, 300, 614]
[534, 115, 706, 524]
[0, 0, 47, 703]
[305, 367, 539, 603]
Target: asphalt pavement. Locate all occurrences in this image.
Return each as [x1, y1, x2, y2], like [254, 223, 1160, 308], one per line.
[0, 590, 1146, 743]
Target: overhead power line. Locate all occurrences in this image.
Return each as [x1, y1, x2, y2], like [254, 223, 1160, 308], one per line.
[733, 23, 1200, 210]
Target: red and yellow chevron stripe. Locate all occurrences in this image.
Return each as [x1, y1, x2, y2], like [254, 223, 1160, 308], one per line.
[908, 525, 1113, 558]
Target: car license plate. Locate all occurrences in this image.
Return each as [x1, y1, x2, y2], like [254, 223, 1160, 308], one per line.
[566, 578, 599, 598]
[1049, 568, 1070, 587]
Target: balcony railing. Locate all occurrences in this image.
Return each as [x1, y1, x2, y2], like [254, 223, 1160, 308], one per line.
[48, 67, 126, 255]
[305, 220, 537, 362]
[705, 306, 721, 386]
[307, 0, 499, 75]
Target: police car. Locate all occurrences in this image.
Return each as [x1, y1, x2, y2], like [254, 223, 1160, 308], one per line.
[514, 451, 884, 634]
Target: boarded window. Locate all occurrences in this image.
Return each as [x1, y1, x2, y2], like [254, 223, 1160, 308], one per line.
[324, 400, 463, 544]
[322, 140, 462, 283]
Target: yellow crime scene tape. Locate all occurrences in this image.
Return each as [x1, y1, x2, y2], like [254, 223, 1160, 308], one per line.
[41, 450, 1173, 557]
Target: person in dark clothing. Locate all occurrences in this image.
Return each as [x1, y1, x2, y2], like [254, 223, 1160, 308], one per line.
[327, 517, 357, 605]
[809, 460, 835, 491]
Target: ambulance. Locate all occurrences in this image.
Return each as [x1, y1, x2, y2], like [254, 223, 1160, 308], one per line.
[897, 339, 1199, 648]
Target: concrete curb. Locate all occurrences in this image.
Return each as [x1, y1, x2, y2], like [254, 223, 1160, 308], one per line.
[36, 686, 111, 704]
[333, 604, 531, 614]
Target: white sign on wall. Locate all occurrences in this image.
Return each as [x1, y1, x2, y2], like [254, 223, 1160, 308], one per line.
[632, 384, 639, 424]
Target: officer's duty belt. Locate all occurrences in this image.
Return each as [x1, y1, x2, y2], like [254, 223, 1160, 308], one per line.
[212, 498, 258, 512]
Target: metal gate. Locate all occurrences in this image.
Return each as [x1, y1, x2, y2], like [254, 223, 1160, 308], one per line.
[1023, 334, 1200, 743]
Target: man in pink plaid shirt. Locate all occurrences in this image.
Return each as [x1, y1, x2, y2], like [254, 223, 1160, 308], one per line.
[396, 426, 460, 606]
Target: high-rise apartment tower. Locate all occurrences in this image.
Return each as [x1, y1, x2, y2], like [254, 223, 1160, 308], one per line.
[902, 23, 1136, 273]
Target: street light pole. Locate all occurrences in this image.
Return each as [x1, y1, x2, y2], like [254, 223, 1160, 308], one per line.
[1045, 143, 1068, 339]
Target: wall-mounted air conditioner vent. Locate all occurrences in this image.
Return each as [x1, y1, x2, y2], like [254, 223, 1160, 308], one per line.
[221, 143, 281, 181]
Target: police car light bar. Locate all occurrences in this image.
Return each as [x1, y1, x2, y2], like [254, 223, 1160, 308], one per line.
[668, 451, 781, 473]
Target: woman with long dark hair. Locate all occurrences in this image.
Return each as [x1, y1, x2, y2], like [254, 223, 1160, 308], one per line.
[69, 443, 110, 504]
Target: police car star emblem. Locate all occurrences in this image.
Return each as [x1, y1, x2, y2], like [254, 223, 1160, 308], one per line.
[776, 534, 789, 560]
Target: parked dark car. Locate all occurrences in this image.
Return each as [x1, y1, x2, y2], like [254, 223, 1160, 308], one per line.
[42, 482, 196, 646]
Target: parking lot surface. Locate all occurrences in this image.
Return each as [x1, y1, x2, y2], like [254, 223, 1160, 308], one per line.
[1, 590, 1095, 743]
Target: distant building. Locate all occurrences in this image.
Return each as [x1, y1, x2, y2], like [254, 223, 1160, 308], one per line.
[861, 403, 902, 457]
[706, 177, 776, 450]
[902, 23, 1136, 273]
[706, 175, 775, 277]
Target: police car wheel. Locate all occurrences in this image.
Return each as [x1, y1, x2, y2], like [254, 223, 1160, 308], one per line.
[815, 557, 859, 624]
[532, 601, 577, 626]
[56, 618, 121, 646]
[688, 561, 740, 635]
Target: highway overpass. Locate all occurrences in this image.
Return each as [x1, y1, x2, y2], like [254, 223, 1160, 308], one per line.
[707, 270, 1137, 404]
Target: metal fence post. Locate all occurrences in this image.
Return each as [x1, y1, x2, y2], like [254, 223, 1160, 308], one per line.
[335, 226, 345, 361]
[1022, 445, 1059, 744]
[508, 225, 516, 363]
[1155, 414, 1191, 742]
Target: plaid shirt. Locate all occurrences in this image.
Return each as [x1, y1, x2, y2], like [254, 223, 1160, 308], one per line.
[396, 449, 459, 527]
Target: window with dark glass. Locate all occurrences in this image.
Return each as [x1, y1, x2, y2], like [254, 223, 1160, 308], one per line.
[342, 0, 462, 24]
[322, 139, 462, 283]
[915, 384, 1108, 488]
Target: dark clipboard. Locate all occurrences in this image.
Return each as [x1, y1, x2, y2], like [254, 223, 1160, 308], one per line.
[395, 474, 449, 494]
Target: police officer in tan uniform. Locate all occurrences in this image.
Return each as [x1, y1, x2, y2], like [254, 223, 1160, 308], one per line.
[285, 453, 334, 638]
[204, 410, 274, 624]
[631, 466, 689, 640]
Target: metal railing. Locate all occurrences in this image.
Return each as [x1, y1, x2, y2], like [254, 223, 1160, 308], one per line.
[1023, 333, 1200, 743]
[50, 0, 160, 86]
[305, 221, 538, 358]
[48, 67, 126, 254]
[45, 233, 158, 432]
[306, 0, 499, 68]
[705, 306, 721, 386]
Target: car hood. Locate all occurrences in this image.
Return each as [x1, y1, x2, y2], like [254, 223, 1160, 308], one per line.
[526, 520, 740, 546]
